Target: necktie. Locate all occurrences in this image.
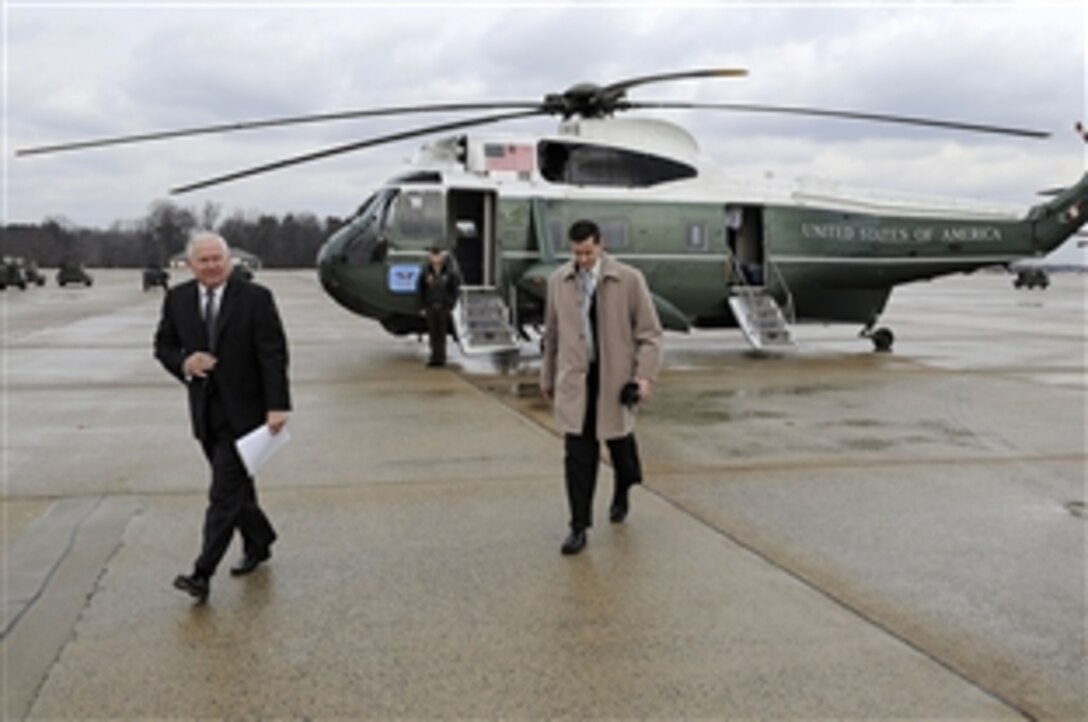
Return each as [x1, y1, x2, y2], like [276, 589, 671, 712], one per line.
[578, 271, 596, 363]
[204, 288, 217, 352]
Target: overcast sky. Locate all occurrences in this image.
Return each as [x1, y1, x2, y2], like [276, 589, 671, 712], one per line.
[3, 1, 1085, 229]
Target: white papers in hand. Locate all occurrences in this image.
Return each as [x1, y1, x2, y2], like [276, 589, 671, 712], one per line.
[235, 425, 291, 477]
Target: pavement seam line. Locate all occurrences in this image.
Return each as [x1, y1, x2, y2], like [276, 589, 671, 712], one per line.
[1, 495, 104, 640]
[458, 369, 1040, 717]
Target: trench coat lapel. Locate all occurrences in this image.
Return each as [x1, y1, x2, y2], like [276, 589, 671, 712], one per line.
[598, 255, 622, 290]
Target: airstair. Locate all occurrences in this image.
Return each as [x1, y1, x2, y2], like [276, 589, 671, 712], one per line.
[728, 287, 794, 351]
[727, 258, 795, 352]
[452, 286, 520, 354]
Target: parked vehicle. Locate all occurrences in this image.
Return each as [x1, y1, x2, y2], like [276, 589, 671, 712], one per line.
[231, 262, 254, 282]
[57, 260, 93, 287]
[1, 257, 29, 290]
[1013, 267, 1049, 289]
[24, 259, 46, 286]
[142, 266, 170, 291]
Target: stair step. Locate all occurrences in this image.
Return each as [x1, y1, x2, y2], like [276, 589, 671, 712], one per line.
[727, 290, 794, 352]
[453, 288, 521, 354]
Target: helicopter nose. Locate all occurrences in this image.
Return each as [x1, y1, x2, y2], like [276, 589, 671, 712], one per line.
[316, 238, 341, 286]
[317, 250, 338, 288]
[316, 247, 363, 316]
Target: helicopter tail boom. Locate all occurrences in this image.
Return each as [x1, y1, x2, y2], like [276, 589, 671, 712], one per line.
[1027, 172, 1088, 254]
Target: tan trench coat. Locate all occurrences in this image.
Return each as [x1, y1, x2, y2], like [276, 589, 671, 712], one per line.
[540, 253, 663, 439]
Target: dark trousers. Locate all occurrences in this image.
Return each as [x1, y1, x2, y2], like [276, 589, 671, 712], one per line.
[564, 361, 643, 531]
[425, 305, 449, 364]
[193, 393, 276, 578]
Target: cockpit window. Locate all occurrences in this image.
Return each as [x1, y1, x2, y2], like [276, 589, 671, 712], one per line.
[539, 141, 696, 187]
[348, 192, 380, 223]
[394, 190, 445, 238]
[340, 188, 397, 264]
[378, 190, 399, 231]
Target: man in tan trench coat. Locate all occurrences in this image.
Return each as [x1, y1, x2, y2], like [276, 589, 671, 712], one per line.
[541, 219, 663, 555]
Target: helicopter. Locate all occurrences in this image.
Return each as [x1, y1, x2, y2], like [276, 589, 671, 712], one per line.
[17, 69, 1088, 353]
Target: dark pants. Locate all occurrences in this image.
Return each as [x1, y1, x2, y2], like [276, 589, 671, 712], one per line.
[425, 305, 450, 364]
[563, 361, 643, 531]
[193, 393, 276, 578]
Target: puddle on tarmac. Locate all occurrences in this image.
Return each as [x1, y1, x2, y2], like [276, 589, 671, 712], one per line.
[696, 384, 842, 400]
[481, 381, 542, 399]
[843, 437, 896, 451]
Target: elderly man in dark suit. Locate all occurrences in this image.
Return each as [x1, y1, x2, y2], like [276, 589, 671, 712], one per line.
[154, 231, 291, 603]
[541, 219, 663, 555]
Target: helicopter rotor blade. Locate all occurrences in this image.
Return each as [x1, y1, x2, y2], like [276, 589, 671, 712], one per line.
[170, 109, 546, 195]
[15, 102, 542, 157]
[604, 68, 748, 93]
[624, 101, 1050, 139]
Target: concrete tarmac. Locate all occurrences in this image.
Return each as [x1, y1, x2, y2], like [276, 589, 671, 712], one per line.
[2, 269, 1084, 719]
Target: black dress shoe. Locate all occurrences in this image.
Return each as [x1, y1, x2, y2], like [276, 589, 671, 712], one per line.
[560, 529, 587, 555]
[609, 498, 629, 523]
[173, 573, 209, 603]
[610, 492, 630, 523]
[230, 550, 271, 577]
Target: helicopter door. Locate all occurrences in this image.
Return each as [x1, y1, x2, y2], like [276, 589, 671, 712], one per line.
[725, 205, 765, 286]
[448, 189, 496, 286]
[446, 189, 518, 353]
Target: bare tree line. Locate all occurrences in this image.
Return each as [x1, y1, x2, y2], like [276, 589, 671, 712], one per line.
[2, 199, 347, 269]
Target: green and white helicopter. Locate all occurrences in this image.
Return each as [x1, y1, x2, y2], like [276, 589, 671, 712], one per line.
[19, 69, 1088, 353]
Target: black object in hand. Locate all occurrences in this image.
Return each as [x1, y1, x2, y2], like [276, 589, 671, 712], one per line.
[620, 381, 641, 407]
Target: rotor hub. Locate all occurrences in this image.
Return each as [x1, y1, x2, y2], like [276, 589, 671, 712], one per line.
[543, 83, 627, 119]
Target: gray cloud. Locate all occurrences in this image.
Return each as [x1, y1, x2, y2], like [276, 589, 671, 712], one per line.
[4, 2, 1084, 228]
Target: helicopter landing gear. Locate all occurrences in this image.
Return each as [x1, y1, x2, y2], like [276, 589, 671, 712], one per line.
[860, 325, 895, 353]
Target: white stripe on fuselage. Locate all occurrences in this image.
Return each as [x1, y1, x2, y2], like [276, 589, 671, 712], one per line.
[391, 249, 1018, 265]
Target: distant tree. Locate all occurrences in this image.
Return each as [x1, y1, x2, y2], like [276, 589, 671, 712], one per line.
[217, 210, 251, 252]
[4, 203, 340, 269]
[42, 215, 79, 263]
[142, 199, 197, 266]
[1, 223, 59, 265]
[290, 212, 326, 267]
[199, 200, 222, 232]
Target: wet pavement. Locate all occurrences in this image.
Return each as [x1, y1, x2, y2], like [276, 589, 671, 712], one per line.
[2, 269, 1084, 719]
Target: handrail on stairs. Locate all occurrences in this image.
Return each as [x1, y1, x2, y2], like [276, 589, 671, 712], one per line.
[766, 259, 796, 325]
[726, 252, 796, 326]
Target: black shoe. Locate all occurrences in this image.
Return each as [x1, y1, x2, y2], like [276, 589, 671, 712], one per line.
[173, 573, 209, 603]
[230, 550, 271, 577]
[609, 497, 629, 523]
[560, 529, 587, 555]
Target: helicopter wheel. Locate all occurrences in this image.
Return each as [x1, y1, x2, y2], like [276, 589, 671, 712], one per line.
[869, 327, 894, 353]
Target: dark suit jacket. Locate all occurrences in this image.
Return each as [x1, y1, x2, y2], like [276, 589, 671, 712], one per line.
[154, 277, 291, 441]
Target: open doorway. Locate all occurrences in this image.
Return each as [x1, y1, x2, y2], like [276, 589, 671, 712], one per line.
[448, 189, 494, 286]
[725, 205, 765, 286]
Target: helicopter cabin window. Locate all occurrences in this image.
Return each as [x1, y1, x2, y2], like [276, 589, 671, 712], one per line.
[686, 222, 708, 252]
[394, 190, 444, 238]
[599, 219, 628, 250]
[539, 141, 696, 188]
[546, 217, 627, 253]
[547, 219, 564, 257]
